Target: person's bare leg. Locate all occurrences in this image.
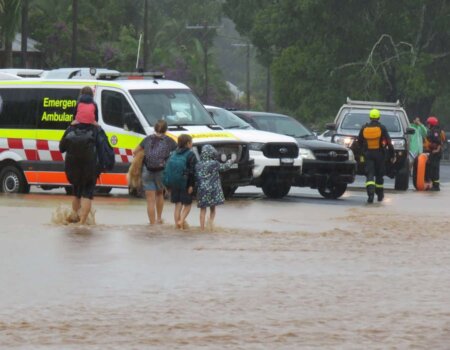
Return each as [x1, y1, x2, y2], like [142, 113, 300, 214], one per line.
[79, 198, 92, 225]
[146, 190, 156, 224]
[174, 203, 182, 228]
[207, 206, 216, 230]
[179, 204, 192, 229]
[72, 197, 81, 212]
[69, 197, 81, 223]
[200, 207, 207, 230]
[155, 190, 165, 224]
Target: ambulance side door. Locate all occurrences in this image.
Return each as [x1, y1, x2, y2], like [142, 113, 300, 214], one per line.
[98, 88, 145, 184]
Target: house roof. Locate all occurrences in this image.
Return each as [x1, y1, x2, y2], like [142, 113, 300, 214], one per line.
[11, 33, 40, 52]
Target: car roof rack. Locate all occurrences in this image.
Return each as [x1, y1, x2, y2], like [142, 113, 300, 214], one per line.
[346, 97, 401, 107]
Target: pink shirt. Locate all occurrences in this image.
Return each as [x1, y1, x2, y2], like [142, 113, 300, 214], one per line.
[75, 102, 96, 124]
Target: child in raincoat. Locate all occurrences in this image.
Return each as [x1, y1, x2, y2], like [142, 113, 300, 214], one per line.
[195, 144, 234, 230]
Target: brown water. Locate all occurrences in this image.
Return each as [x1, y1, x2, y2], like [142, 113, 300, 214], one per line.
[1, 188, 450, 349]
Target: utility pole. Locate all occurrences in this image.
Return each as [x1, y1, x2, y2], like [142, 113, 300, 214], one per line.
[266, 66, 271, 112]
[21, 0, 29, 68]
[143, 0, 148, 71]
[186, 22, 221, 103]
[71, 0, 78, 66]
[232, 41, 252, 109]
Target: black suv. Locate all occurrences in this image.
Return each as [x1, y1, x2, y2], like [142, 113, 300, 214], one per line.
[327, 98, 415, 190]
[233, 111, 356, 199]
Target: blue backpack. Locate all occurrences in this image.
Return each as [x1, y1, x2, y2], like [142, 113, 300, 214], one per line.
[163, 150, 192, 189]
[96, 128, 115, 172]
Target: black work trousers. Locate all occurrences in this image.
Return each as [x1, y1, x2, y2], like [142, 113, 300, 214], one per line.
[364, 150, 385, 194]
[427, 152, 441, 185]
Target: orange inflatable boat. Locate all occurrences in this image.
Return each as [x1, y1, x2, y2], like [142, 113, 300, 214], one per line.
[413, 153, 432, 191]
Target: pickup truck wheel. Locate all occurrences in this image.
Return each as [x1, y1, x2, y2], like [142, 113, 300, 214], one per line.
[262, 182, 291, 199]
[394, 158, 409, 191]
[318, 183, 347, 199]
[222, 186, 237, 199]
[0, 166, 30, 194]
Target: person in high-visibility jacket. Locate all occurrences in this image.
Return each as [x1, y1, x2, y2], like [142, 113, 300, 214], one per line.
[357, 109, 395, 203]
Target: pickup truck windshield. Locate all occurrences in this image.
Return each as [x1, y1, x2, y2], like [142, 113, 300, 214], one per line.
[341, 112, 402, 132]
[130, 89, 215, 126]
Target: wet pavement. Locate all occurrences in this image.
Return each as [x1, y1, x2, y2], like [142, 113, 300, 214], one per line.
[1, 180, 450, 349]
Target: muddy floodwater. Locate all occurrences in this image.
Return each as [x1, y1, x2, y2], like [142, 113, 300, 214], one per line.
[1, 187, 450, 349]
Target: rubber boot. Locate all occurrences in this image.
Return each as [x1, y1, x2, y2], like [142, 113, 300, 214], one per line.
[367, 185, 375, 204]
[376, 187, 384, 202]
[431, 181, 440, 191]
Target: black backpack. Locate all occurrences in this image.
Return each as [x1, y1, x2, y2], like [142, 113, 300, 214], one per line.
[64, 127, 96, 156]
[96, 128, 115, 171]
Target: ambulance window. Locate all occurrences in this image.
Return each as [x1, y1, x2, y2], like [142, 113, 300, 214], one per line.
[36, 89, 79, 130]
[102, 90, 144, 134]
[0, 89, 37, 128]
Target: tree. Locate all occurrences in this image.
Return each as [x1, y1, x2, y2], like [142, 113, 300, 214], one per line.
[225, 0, 450, 125]
[21, 0, 29, 67]
[0, 0, 21, 67]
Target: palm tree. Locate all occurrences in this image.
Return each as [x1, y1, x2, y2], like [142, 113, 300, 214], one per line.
[21, 0, 29, 67]
[71, 0, 78, 66]
[0, 0, 21, 67]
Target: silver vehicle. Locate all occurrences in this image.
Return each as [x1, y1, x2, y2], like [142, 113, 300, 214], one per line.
[327, 98, 415, 190]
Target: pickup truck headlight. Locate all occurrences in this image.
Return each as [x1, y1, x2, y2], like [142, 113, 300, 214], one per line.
[299, 148, 316, 160]
[334, 135, 355, 148]
[249, 142, 265, 151]
[348, 149, 355, 161]
[391, 139, 406, 150]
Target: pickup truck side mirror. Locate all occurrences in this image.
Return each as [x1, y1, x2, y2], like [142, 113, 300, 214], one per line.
[406, 127, 415, 135]
[326, 123, 336, 130]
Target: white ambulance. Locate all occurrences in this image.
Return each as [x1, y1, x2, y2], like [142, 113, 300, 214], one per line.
[0, 71, 255, 195]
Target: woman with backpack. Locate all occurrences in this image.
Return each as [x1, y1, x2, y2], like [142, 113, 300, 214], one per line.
[133, 120, 176, 224]
[59, 86, 114, 225]
[60, 124, 99, 224]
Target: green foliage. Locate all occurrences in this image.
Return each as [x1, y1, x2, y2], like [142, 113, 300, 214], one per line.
[225, 0, 450, 126]
[0, 0, 233, 104]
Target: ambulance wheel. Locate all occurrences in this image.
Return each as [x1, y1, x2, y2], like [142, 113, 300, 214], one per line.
[64, 187, 74, 195]
[318, 183, 347, 199]
[95, 187, 112, 195]
[0, 165, 30, 194]
[262, 182, 291, 199]
[128, 186, 144, 198]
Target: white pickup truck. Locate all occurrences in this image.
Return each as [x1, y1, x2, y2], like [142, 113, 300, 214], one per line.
[205, 105, 302, 198]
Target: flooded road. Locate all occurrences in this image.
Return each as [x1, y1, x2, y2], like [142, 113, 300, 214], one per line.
[1, 186, 450, 349]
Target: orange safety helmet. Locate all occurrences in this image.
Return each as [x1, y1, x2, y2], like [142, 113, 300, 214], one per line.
[426, 116, 439, 126]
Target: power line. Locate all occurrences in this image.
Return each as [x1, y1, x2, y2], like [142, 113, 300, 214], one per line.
[185, 23, 222, 103]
